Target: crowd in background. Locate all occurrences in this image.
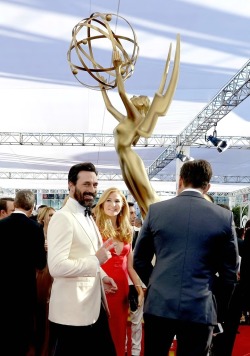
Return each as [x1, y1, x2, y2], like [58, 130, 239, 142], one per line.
[0, 159, 249, 356]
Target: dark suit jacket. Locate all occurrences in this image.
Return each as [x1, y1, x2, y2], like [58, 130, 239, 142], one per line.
[133, 190, 239, 325]
[0, 212, 47, 352]
[132, 229, 139, 250]
[240, 228, 250, 310]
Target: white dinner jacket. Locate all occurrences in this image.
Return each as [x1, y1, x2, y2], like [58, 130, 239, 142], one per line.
[47, 197, 109, 326]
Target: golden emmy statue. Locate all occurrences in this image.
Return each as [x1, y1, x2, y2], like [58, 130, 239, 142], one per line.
[68, 13, 180, 218]
[67, 12, 139, 90]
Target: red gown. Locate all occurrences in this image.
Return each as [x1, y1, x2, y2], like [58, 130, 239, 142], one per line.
[102, 243, 131, 356]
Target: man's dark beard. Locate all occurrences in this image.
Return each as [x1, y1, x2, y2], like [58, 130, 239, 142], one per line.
[74, 187, 96, 207]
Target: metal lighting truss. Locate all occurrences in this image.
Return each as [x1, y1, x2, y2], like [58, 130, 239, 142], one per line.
[1, 186, 249, 198]
[0, 134, 249, 189]
[0, 132, 177, 147]
[147, 59, 250, 179]
[0, 171, 249, 184]
[0, 132, 249, 148]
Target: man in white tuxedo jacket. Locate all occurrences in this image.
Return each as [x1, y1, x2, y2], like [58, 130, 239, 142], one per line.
[47, 162, 117, 355]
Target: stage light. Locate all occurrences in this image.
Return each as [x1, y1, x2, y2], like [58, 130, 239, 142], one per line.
[206, 135, 228, 153]
[206, 123, 228, 153]
[176, 152, 194, 162]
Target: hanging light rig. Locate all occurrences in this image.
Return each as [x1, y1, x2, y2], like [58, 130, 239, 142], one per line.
[206, 123, 228, 153]
[176, 151, 194, 162]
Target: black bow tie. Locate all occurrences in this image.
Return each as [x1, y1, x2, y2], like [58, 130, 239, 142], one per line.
[84, 207, 92, 217]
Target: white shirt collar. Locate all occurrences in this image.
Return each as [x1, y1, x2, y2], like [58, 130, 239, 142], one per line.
[12, 210, 28, 216]
[182, 188, 203, 195]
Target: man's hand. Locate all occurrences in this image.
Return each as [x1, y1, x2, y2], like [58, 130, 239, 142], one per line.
[103, 275, 118, 294]
[95, 238, 114, 265]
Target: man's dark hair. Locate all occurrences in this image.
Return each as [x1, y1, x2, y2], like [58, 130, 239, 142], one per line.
[0, 197, 14, 212]
[68, 162, 98, 185]
[38, 204, 47, 210]
[180, 159, 212, 189]
[128, 202, 135, 207]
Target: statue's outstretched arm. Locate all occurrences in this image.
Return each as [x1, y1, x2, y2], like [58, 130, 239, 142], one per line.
[100, 87, 124, 122]
[113, 50, 140, 122]
[137, 34, 180, 137]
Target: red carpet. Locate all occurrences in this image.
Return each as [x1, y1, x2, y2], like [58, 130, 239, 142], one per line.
[232, 325, 250, 356]
[127, 322, 250, 356]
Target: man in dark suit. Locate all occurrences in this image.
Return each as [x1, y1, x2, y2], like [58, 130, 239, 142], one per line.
[239, 222, 250, 324]
[0, 189, 47, 355]
[127, 201, 145, 356]
[133, 159, 239, 356]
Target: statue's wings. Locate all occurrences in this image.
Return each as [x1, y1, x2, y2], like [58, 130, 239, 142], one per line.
[137, 34, 180, 137]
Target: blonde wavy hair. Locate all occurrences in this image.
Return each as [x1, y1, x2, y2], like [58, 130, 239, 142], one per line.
[37, 206, 55, 226]
[93, 187, 132, 243]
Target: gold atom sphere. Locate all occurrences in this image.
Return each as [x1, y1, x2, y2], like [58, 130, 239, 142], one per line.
[67, 12, 139, 90]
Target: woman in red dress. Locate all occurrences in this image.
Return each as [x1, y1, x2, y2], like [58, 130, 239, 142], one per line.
[94, 187, 144, 356]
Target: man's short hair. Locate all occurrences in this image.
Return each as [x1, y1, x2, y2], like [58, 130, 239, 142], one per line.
[0, 197, 14, 212]
[68, 162, 98, 185]
[180, 159, 212, 189]
[14, 190, 35, 211]
[128, 202, 135, 207]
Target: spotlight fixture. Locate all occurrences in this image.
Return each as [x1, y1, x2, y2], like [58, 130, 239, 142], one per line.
[206, 135, 228, 153]
[206, 123, 228, 153]
[176, 152, 194, 162]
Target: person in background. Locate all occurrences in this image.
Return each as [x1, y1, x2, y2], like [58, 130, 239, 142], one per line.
[30, 204, 48, 221]
[38, 204, 48, 211]
[209, 203, 242, 356]
[134, 159, 239, 356]
[1, 189, 47, 355]
[244, 219, 250, 230]
[0, 196, 15, 219]
[93, 188, 144, 356]
[203, 193, 214, 203]
[128, 202, 137, 246]
[239, 220, 250, 325]
[47, 162, 117, 356]
[235, 227, 245, 257]
[133, 218, 143, 247]
[126, 201, 145, 356]
[36, 206, 56, 356]
[235, 226, 245, 324]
